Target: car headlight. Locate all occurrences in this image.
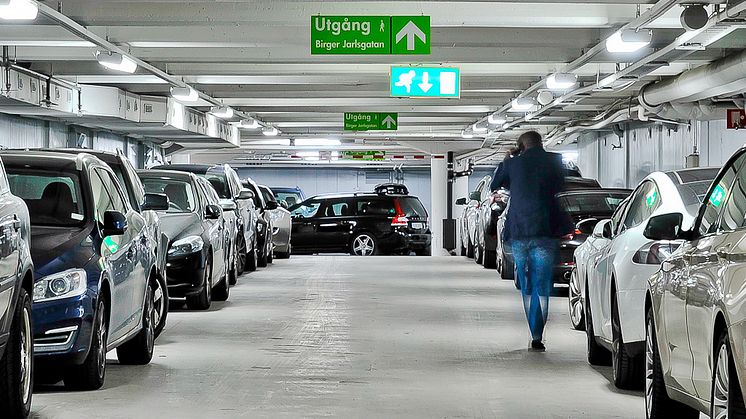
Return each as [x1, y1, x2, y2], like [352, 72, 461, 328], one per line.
[168, 236, 204, 257]
[34, 269, 87, 302]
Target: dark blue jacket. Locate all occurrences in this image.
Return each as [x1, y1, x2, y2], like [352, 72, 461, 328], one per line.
[491, 147, 567, 241]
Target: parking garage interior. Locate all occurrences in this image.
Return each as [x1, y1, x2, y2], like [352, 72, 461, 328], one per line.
[1, 1, 746, 418]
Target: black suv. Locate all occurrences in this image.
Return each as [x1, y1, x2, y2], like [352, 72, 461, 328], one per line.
[290, 190, 431, 256]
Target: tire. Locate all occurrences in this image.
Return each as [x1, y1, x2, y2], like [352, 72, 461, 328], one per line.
[212, 270, 230, 302]
[116, 284, 155, 365]
[466, 239, 475, 258]
[257, 242, 269, 268]
[186, 260, 212, 310]
[0, 287, 32, 417]
[711, 329, 746, 419]
[585, 285, 611, 366]
[245, 241, 258, 272]
[645, 306, 699, 419]
[229, 248, 239, 286]
[276, 249, 291, 259]
[483, 249, 497, 269]
[64, 297, 108, 391]
[351, 233, 377, 256]
[153, 276, 168, 338]
[474, 243, 483, 265]
[267, 245, 274, 264]
[460, 242, 466, 257]
[500, 252, 514, 280]
[235, 233, 247, 275]
[415, 246, 431, 256]
[568, 268, 585, 331]
[612, 292, 644, 389]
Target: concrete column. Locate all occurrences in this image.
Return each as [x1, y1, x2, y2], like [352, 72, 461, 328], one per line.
[430, 155, 449, 256]
[452, 175, 469, 250]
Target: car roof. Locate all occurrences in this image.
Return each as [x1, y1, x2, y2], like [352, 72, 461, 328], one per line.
[152, 164, 217, 174]
[137, 169, 196, 182]
[665, 167, 720, 185]
[557, 188, 632, 197]
[0, 150, 103, 171]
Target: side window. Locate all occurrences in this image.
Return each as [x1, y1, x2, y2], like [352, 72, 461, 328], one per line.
[356, 198, 395, 216]
[0, 158, 10, 193]
[122, 158, 145, 208]
[291, 200, 321, 218]
[714, 157, 746, 231]
[699, 160, 740, 235]
[90, 170, 114, 222]
[623, 182, 652, 229]
[98, 169, 128, 213]
[320, 199, 352, 217]
[611, 199, 629, 235]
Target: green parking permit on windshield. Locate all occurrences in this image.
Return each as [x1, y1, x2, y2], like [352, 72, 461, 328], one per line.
[710, 184, 726, 207]
[645, 190, 658, 208]
[103, 236, 119, 254]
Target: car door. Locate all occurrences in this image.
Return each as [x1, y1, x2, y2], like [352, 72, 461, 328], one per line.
[685, 156, 745, 399]
[315, 198, 355, 251]
[291, 200, 323, 251]
[0, 159, 21, 334]
[196, 179, 225, 284]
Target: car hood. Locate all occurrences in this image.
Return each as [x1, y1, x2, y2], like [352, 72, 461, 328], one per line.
[159, 213, 203, 244]
[31, 225, 97, 278]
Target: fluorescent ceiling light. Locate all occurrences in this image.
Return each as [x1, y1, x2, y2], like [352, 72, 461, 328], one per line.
[511, 97, 537, 111]
[0, 0, 38, 20]
[96, 50, 138, 74]
[239, 118, 261, 129]
[488, 113, 507, 125]
[262, 126, 279, 136]
[170, 86, 199, 102]
[546, 73, 577, 90]
[295, 138, 341, 146]
[605, 29, 652, 53]
[502, 123, 511, 130]
[246, 138, 290, 146]
[472, 124, 488, 134]
[461, 130, 474, 139]
[210, 106, 233, 119]
[297, 151, 320, 158]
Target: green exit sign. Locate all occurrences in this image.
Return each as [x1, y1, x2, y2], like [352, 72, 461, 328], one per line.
[344, 112, 398, 131]
[311, 16, 430, 55]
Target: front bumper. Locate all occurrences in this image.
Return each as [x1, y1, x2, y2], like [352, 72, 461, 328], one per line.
[166, 252, 206, 297]
[33, 293, 95, 367]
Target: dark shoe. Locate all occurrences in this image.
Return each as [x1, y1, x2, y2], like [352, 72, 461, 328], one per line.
[529, 340, 546, 352]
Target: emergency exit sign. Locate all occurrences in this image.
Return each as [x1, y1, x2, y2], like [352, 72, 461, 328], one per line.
[311, 16, 430, 55]
[344, 112, 398, 131]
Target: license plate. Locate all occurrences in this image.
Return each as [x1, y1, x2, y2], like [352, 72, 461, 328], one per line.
[411, 222, 424, 229]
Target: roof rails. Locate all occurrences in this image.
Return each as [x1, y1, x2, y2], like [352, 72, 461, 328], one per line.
[374, 183, 409, 195]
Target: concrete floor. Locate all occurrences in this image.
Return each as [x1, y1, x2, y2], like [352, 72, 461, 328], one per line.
[31, 256, 646, 419]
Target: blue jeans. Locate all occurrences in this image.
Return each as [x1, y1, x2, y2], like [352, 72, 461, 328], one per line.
[511, 238, 557, 342]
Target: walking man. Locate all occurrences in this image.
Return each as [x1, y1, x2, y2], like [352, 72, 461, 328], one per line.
[491, 131, 569, 351]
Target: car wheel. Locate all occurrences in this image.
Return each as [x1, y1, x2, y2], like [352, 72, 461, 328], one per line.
[612, 291, 643, 389]
[0, 287, 32, 417]
[414, 246, 431, 256]
[267, 244, 274, 264]
[117, 284, 155, 365]
[466, 238, 475, 258]
[351, 233, 377, 256]
[474, 243, 483, 265]
[500, 252, 514, 280]
[212, 268, 230, 302]
[257, 242, 269, 268]
[235, 233, 247, 275]
[645, 306, 699, 419]
[568, 268, 585, 331]
[483, 249, 497, 269]
[585, 285, 611, 366]
[229, 249, 239, 286]
[245, 241, 258, 272]
[153, 275, 168, 338]
[187, 260, 212, 310]
[712, 329, 746, 419]
[460, 241, 466, 257]
[64, 297, 107, 391]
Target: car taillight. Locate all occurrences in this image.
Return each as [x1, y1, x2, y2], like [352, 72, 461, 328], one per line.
[574, 229, 582, 236]
[392, 215, 409, 226]
[632, 241, 681, 264]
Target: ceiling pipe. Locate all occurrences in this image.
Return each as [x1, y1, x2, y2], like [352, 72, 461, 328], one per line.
[645, 101, 737, 121]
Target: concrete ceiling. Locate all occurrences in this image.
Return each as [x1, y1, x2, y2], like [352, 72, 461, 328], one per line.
[0, 0, 744, 167]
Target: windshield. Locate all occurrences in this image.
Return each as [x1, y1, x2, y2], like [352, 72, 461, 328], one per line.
[275, 191, 302, 207]
[7, 170, 86, 226]
[141, 177, 197, 213]
[559, 192, 628, 215]
[259, 187, 275, 204]
[396, 197, 428, 217]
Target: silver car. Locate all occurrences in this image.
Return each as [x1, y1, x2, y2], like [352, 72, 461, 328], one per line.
[258, 185, 292, 259]
[644, 149, 746, 418]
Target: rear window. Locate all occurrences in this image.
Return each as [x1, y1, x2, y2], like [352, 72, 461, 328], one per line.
[274, 191, 302, 207]
[677, 181, 713, 211]
[356, 198, 395, 216]
[141, 177, 197, 213]
[201, 168, 231, 199]
[673, 168, 720, 184]
[7, 170, 85, 226]
[559, 192, 628, 215]
[396, 197, 428, 217]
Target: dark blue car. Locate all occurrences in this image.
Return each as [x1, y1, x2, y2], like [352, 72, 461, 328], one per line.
[1, 151, 164, 391]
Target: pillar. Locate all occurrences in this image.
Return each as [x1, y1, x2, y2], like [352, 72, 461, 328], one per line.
[430, 155, 449, 256]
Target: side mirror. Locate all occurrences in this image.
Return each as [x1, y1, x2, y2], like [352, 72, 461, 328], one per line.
[592, 219, 611, 239]
[237, 188, 254, 200]
[576, 218, 599, 236]
[102, 210, 127, 237]
[602, 221, 613, 239]
[455, 197, 467, 206]
[469, 191, 481, 202]
[142, 193, 170, 211]
[205, 204, 222, 220]
[220, 199, 237, 212]
[266, 200, 279, 210]
[280, 200, 289, 209]
[644, 213, 684, 241]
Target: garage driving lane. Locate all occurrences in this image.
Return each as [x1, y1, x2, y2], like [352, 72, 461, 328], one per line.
[31, 256, 644, 418]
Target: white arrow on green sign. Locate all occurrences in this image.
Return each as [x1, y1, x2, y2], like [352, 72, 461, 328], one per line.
[311, 16, 430, 55]
[344, 112, 398, 131]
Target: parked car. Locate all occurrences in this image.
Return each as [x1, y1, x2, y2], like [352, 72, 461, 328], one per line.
[582, 167, 718, 390]
[495, 177, 604, 281]
[153, 164, 258, 276]
[241, 178, 276, 266]
[270, 186, 305, 208]
[643, 152, 746, 418]
[51, 149, 171, 337]
[289, 191, 431, 256]
[196, 176, 239, 284]
[258, 185, 292, 259]
[2, 151, 160, 390]
[456, 176, 491, 259]
[138, 170, 230, 310]
[0, 156, 34, 417]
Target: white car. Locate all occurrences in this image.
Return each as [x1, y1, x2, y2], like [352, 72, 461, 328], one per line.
[583, 168, 718, 389]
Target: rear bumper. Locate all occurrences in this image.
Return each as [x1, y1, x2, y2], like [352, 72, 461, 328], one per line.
[378, 230, 432, 253]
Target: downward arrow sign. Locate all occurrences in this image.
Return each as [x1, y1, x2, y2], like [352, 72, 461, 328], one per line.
[381, 115, 397, 129]
[418, 72, 433, 93]
[395, 21, 427, 51]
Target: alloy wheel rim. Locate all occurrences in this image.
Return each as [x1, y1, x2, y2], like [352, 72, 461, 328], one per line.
[713, 343, 730, 419]
[145, 287, 155, 353]
[353, 235, 374, 256]
[569, 270, 583, 327]
[205, 263, 212, 301]
[237, 237, 247, 268]
[153, 281, 164, 330]
[20, 305, 31, 403]
[97, 306, 107, 378]
[612, 303, 620, 380]
[645, 319, 654, 417]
